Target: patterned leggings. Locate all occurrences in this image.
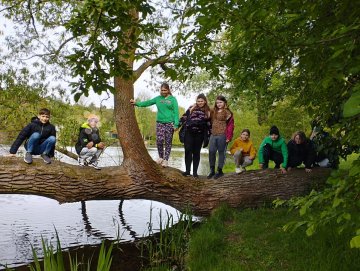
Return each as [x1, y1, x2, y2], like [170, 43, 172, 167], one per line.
[156, 122, 174, 161]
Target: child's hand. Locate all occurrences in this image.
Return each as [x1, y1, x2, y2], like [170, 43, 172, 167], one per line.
[259, 163, 264, 169]
[97, 142, 106, 149]
[305, 168, 312, 173]
[130, 99, 136, 105]
[5, 153, 16, 157]
[280, 167, 287, 174]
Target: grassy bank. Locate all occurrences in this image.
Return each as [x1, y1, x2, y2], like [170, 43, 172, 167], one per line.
[186, 206, 359, 271]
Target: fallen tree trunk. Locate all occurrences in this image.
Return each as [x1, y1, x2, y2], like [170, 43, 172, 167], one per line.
[0, 157, 330, 216]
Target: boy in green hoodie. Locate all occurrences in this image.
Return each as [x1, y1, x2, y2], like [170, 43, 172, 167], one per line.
[258, 125, 288, 174]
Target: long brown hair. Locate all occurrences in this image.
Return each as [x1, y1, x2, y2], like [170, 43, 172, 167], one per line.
[211, 95, 232, 120]
[292, 131, 306, 143]
[192, 93, 211, 115]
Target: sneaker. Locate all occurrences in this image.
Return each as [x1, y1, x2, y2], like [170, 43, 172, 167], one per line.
[41, 154, 52, 164]
[182, 171, 191, 177]
[24, 152, 33, 164]
[236, 166, 245, 174]
[156, 158, 164, 164]
[207, 170, 215, 179]
[78, 158, 85, 167]
[161, 160, 168, 167]
[88, 162, 101, 170]
[193, 173, 199, 178]
[214, 171, 224, 179]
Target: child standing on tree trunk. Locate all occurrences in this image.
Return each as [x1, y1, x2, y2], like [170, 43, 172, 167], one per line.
[207, 95, 234, 180]
[130, 82, 179, 168]
[179, 93, 211, 178]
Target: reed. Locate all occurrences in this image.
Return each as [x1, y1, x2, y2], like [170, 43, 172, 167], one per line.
[141, 207, 194, 270]
[27, 232, 113, 271]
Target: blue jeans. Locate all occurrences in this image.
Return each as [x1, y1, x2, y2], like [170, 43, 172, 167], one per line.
[26, 132, 56, 155]
[208, 134, 227, 169]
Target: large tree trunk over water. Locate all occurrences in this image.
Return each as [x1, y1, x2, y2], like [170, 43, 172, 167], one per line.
[0, 158, 330, 216]
[0, 9, 331, 217]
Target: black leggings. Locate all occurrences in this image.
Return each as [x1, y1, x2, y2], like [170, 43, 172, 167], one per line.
[184, 130, 204, 174]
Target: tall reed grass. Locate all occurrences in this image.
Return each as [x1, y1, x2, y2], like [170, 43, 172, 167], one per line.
[141, 207, 194, 270]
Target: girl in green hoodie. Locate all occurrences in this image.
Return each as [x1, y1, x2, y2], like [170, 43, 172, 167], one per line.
[130, 83, 179, 168]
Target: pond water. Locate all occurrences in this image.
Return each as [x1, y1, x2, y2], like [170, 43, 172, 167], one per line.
[0, 145, 208, 269]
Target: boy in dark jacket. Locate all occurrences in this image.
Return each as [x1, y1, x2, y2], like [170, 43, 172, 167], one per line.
[75, 114, 105, 170]
[9, 108, 56, 164]
[258, 125, 288, 174]
[287, 131, 316, 172]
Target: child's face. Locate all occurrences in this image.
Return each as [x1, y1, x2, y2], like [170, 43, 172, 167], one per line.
[196, 98, 206, 108]
[160, 87, 170, 97]
[38, 114, 50, 124]
[270, 134, 279, 140]
[240, 132, 249, 141]
[216, 100, 225, 109]
[88, 119, 98, 128]
[294, 135, 302, 144]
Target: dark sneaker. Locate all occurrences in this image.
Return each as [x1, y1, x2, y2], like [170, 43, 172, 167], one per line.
[207, 171, 215, 179]
[88, 162, 101, 170]
[214, 172, 224, 179]
[193, 173, 199, 178]
[24, 152, 33, 164]
[41, 154, 52, 164]
[182, 171, 191, 177]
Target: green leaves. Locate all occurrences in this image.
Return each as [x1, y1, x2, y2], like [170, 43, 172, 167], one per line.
[350, 231, 360, 248]
[343, 87, 360, 118]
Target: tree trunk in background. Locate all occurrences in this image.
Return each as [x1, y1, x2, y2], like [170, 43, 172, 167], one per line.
[0, 158, 330, 216]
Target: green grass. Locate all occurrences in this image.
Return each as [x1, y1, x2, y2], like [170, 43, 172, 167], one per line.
[186, 205, 360, 271]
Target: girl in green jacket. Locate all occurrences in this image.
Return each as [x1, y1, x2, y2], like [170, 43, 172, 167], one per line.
[130, 83, 179, 168]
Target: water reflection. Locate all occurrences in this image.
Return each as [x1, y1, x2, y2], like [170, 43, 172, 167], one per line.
[0, 197, 190, 269]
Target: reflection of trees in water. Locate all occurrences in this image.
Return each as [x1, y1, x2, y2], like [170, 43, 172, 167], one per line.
[81, 201, 108, 238]
[118, 200, 138, 239]
[80, 200, 139, 240]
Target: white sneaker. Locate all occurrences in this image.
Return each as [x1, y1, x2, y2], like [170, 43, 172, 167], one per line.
[156, 158, 163, 164]
[88, 162, 101, 170]
[237, 166, 245, 174]
[78, 158, 85, 167]
[161, 160, 168, 167]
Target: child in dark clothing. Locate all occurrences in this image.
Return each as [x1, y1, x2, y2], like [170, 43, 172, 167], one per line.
[287, 131, 316, 173]
[258, 125, 288, 174]
[179, 93, 211, 178]
[9, 108, 56, 164]
[75, 114, 106, 170]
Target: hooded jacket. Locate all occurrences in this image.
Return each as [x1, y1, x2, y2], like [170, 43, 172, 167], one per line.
[9, 117, 56, 156]
[258, 136, 288, 168]
[75, 122, 102, 155]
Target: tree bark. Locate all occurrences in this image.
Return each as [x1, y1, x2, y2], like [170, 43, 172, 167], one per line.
[0, 157, 330, 216]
